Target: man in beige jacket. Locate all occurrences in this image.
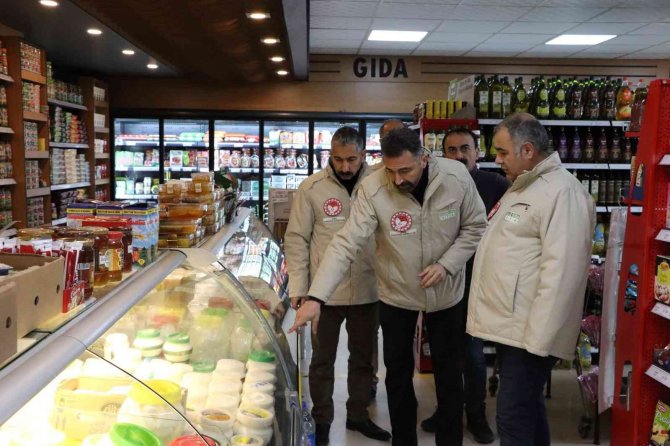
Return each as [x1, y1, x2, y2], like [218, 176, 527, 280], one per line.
[468, 113, 596, 446]
[285, 126, 391, 445]
[291, 127, 487, 446]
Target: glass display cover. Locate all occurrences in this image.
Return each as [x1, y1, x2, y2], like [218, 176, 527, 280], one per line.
[113, 118, 160, 200]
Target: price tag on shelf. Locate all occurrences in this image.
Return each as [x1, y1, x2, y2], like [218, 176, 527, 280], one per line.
[652, 302, 670, 320]
[660, 154, 670, 166]
[657, 229, 670, 243]
[646, 365, 670, 388]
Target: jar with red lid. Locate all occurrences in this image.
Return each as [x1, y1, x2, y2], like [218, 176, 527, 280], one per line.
[111, 226, 133, 273]
[82, 226, 109, 287]
[108, 231, 124, 283]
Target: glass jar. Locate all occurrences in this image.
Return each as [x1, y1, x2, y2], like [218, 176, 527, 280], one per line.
[18, 228, 53, 256]
[286, 150, 297, 169]
[111, 226, 133, 273]
[82, 226, 110, 287]
[107, 231, 124, 283]
[263, 149, 274, 169]
[251, 149, 260, 168]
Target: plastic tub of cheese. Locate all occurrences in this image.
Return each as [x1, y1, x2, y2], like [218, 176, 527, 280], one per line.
[166, 203, 208, 219]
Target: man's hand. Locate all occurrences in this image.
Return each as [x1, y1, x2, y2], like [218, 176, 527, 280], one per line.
[290, 296, 308, 310]
[288, 300, 321, 335]
[419, 263, 447, 288]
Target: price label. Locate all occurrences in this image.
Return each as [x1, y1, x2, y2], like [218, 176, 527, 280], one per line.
[657, 230, 670, 243]
[652, 302, 670, 320]
[646, 365, 670, 388]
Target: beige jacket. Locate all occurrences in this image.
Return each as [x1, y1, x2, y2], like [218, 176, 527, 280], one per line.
[467, 152, 596, 360]
[309, 155, 487, 312]
[284, 162, 377, 306]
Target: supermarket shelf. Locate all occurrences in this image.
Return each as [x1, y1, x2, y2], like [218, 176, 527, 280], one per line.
[95, 178, 110, 185]
[217, 142, 259, 148]
[95, 153, 110, 159]
[0, 73, 13, 83]
[167, 166, 200, 172]
[652, 302, 670, 320]
[94, 100, 109, 108]
[51, 182, 90, 191]
[164, 142, 208, 148]
[51, 217, 67, 226]
[23, 111, 48, 122]
[25, 151, 49, 159]
[21, 69, 46, 85]
[646, 365, 670, 388]
[0, 127, 14, 135]
[48, 98, 87, 111]
[270, 143, 309, 150]
[115, 193, 157, 200]
[115, 166, 159, 172]
[596, 206, 608, 213]
[26, 187, 50, 198]
[117, 141, 160, 147]
[609, 163, 632, 170]
[49, 142, 89, 149]
[563, 163, 610, 170]
[0, 179, 16, 186]
[95, 127, 109, 134]
[479, 119, 630, 127]
[229, 167, 260, 173]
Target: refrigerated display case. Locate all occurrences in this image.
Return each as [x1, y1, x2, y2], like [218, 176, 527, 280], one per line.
[312, 121, 360, 173]
[163, 119, 210, 181]
[364, 120, 385, 166]
[113, 118, 160, 200]
[0, 218, 300, 446]
[214, 120, 261, 213]
[263, 121, 309, 199]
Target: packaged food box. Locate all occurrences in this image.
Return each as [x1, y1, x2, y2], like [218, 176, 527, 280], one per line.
[181, 193, 215, 204]
[655, 255, 670, 304]
[159, 218, 202, 235]
[0, 253, 65, 336]
[650, 400, 670, 446]
[66, 201, 98, 227]
[123, 203, 159, 267]
[158, 233, 195, 248]
[165, 203, 207, 219]
[184, 181, 213, 195]
[0, 282, 17, 364]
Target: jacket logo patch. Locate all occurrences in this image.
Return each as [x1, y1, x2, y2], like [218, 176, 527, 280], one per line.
[390, 211, 413, 233]
[504, 211, 520, 224]
[323, 198, 343, 217]
[439, 209, 458, 221]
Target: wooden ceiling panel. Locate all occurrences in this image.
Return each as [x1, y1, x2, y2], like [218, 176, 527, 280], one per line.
[72, 0, 292, 83]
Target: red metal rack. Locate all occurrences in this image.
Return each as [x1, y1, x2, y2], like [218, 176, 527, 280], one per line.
[612, 79, 670, 445]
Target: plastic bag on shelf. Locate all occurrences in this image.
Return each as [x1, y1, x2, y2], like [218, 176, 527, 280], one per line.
[578, 366, 599, 404]
[582, 315, 601, 349]
[588, 263, 605, 296]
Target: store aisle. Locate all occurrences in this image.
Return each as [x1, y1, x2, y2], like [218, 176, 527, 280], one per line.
[305, 325, 610, 446]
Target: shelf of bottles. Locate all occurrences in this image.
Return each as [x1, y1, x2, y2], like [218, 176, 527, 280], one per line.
[214, 120, 261, 208]
[264, 121, 310, 201]
[163, 119, 209, 182]
[113, 118, 160, 199]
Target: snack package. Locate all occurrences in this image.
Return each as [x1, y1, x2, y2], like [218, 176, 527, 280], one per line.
[655, 255, 670, 304]
[650, 400, 670, 446]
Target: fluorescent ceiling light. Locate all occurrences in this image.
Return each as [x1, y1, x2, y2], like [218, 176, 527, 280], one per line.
[277, 70, 288, 76]
[247, 12, 270, 20]
[368, 30, 427, 42]
[122, 49, 135, 56]
[546, 34, 616, 45]
[262, 38, 280, 45]
[147, 63, 158, 69]
[39, 0, 59, 7]
[270, 56, 284, 63]
[87, 28, 102, 36]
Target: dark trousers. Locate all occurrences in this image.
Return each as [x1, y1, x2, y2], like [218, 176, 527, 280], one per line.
[310, 302, 379, 424]
[464, 335, 487, 417]
[380, 300, 465, 446]
[496, 344, 559, 446]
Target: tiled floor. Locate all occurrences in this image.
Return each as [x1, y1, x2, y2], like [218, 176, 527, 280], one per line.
[304, 326, 610, 446]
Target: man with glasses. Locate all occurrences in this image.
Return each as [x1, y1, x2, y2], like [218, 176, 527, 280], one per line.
[421, 127, 509, 444]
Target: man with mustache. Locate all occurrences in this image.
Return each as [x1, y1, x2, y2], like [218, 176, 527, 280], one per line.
[421, 127, 509, 444]
[284, 126, 390, 445]
[290, 127, 487, 446]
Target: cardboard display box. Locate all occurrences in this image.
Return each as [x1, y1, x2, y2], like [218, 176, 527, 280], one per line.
[0, 254, 65, 337]
[0, 282, 17, 365]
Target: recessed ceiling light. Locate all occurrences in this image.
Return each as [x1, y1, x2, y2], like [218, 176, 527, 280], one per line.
[87, 28, 102, 36]
[546, 34, 617, 45]
[122, 49, 135, 56]
[368, 30, 427, 42]
[147, 63, 158, 70]
[246, 12, 270, 20]
[277, 70, 288, 76]
[39, 0, 59, 7]
[262, 38, 280, 45]
[270, 56, 285, 63]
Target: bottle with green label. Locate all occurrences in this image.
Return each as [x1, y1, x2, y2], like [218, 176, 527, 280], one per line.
[489, 75, 504, 119]
[535, 78, 550, 119]
[512, 77, 529, 113]
[475, 74, 490, 119]
[551, 79, 567, 119]
[502, 76, 513, 117]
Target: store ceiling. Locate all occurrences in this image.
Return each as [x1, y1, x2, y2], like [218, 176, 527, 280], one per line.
[310, 0, 670, 59]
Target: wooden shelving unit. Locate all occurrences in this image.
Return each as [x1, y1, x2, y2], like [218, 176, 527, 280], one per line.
[82, 77, 111, 201]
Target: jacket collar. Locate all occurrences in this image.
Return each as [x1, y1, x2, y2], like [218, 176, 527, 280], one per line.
[509, 151, 561, 192]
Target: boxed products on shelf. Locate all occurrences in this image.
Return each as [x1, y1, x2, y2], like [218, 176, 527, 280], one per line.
[0, 39, 8, 75]
[94, 113, 105, 129]
[94, 138, 108, 154]
[50, 106, 88, 144]
[27, 197, 44, 227]
[23, 122, 38, 151]
[19, 42, 42, 74]
[46, 62, 83, 105]
[52, 189, 87, 220]
[93, 85, 105, 102]
[414, 98, 465, 122]
[0, 86, 8, 127]
[0, 187, 12, 227]
[22, 82, 41, 113]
